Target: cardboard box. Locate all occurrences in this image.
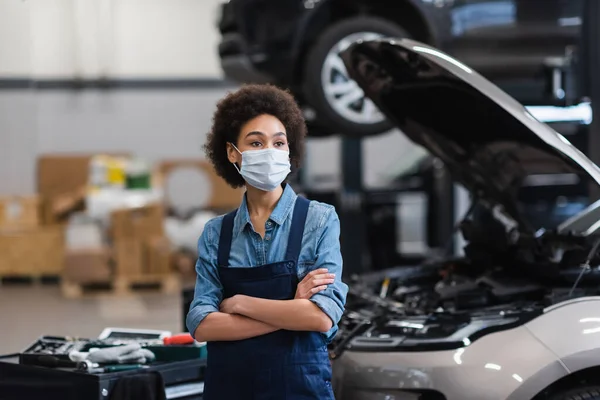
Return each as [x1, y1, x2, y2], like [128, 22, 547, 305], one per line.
[172, 250, 196, 279]
[41, 188, 87, 226]
[37, 153, 129, 224]
[0, 196, 40, 229]
[114, 237, 143, 276]
[0, 226, 65, 276]
[64, 247, 112, 284]
[37, 153, 127, 198]
[114, 236, 173, 277]
[146, 236, 172, 275]
[110, 203, 165, 241]
[37, 155, 94, 199]
[110, 204, 167, 277]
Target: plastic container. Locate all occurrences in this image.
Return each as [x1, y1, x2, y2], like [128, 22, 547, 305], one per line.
[125, 158, 151, 190]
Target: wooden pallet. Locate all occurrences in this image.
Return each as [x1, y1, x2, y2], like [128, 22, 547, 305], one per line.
[0, 274, 60, 286]
[60, 273, 180, 298]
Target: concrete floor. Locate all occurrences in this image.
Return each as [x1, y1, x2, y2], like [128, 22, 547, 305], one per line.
[0, 284, 183, 355]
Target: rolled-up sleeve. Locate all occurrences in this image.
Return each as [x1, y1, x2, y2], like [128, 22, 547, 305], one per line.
[185, 219, 224, 336]
[309, 208, 348, 333]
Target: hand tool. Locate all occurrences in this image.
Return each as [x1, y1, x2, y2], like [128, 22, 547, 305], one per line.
[163, 333, 195, 345]
[79, 363, 146, 374]
[76, 360, 101, 371]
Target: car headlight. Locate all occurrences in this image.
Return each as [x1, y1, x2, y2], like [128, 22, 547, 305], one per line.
[346, 310, 541, 352]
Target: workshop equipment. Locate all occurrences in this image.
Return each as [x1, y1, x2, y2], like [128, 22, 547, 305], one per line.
[77, 360, 146, 374]
[86, 343, 156, 365]
[163, 333, 195, 345]
[34, 355, 79, 369]
[96, 327, 206, 362]
[0, 354, 206, 400]
[19, 336, 90, 366]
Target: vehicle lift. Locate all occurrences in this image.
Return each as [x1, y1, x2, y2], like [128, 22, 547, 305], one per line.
[325, 0, 600, 278]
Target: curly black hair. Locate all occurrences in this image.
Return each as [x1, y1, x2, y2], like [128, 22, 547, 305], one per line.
[204, 84, 307, 188]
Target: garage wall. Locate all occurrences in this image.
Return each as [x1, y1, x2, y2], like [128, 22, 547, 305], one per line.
[0, 0, 223, 79]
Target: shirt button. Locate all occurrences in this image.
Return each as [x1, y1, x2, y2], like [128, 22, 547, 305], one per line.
[266, 221, 272, 227]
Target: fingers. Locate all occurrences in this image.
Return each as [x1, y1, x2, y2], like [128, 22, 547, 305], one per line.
[303, 271, 334, 283]
[312, 273, 335, 282]
[297, 269, 336, 299]
[311, 278, 335, 286]
[306, 268, 329, 279]
[309, 285, 328, 294]
[298, 284, 328, 299]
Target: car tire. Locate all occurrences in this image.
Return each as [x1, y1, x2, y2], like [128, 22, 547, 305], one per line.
[550, 386, 600, 400]
[303, 16, 410, 138]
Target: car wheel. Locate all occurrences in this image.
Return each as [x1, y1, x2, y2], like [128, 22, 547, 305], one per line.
[550, 386, 600, 400]
[303, 16, 410, 137]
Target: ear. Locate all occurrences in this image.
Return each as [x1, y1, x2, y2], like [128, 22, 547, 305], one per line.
[226, 143, 240, 164]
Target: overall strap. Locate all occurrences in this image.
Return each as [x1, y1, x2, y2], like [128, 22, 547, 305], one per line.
[217, 209, 238, 267]
[284, 196, 310, 263]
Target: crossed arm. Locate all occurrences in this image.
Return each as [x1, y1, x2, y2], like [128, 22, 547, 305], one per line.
[194, 284, 333, 342]
[186, 211, 347, 343]
[192, 265, 340, 342]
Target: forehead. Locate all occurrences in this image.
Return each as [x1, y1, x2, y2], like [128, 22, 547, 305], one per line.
[240, 114, 286, 135]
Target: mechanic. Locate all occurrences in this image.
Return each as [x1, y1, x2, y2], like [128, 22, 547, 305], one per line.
[186, 84, 348, 399]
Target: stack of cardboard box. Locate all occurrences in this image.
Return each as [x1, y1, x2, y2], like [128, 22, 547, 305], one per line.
[110, 203, 171, 278]
[2, 153, 242, 294]
[0, 195, 65, 277]
[37, 154, 113, 285]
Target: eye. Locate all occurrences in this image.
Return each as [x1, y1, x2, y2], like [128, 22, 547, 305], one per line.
[275, 141, 287, 147]
[250, 141, 262, 147]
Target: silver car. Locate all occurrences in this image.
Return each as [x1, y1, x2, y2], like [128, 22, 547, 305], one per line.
[330, 38, 600, 400]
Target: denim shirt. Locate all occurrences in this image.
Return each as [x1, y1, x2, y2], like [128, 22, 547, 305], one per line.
[186, 184, 348, 343]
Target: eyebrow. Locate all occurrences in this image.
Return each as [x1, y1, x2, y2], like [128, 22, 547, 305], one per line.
[245, 131, 287, 138]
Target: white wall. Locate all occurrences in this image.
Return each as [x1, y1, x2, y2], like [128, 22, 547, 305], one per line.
[0, 0, 224, 79]
[0, 0, 33, 76]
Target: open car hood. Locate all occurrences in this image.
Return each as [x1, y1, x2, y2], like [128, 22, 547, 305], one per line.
[341, 38, 600, 232]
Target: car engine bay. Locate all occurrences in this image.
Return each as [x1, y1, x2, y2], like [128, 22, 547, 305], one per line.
[329, 207, 600, 356]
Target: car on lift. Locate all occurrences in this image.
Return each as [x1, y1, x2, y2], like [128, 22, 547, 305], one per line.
[216, 0, 584, 137]
[326, 38, 600, 400]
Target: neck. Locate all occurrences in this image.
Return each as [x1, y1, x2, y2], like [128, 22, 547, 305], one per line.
[245, 184, 284, 217]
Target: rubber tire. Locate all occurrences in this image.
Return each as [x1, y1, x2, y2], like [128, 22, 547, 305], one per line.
[550, 386, 600, 400]
[302, 16, 410, 138]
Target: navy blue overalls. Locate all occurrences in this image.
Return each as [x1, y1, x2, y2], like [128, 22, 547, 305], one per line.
[203, 196, 336, 400]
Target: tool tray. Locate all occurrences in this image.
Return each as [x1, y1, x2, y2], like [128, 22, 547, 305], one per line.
[20, 335, 206, 366]
[19, 335, 91, 366]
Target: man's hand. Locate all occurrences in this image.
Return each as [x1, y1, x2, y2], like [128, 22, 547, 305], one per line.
[295, 268, 335, 300]
[220, 295, 242, 314]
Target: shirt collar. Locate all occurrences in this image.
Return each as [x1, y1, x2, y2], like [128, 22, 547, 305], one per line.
[234, 184, 297, 235]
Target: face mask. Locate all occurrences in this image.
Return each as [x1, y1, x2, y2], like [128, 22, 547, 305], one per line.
[231, 144, 291, 192]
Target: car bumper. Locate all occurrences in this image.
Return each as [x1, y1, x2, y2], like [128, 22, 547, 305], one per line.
[331, 325, 568, 400]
